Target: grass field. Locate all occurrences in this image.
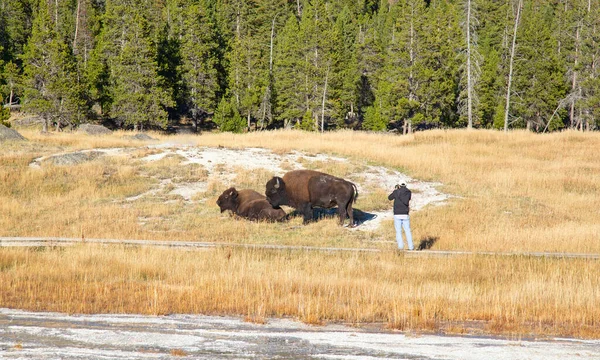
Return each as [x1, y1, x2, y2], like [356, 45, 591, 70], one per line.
[1, 128, 599, 338]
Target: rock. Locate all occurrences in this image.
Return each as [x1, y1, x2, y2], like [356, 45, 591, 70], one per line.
[12, 115, 44, 127]
[42, 151, 104, 166]
[0, 124, 26, 142]
[78, 124, 112, 135]
[127, 133, 157, 141]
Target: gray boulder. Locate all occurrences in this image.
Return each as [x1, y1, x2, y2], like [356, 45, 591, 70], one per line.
[127, 133, 157, 141]
[0, 124, 26, 142]
[43, 151, 104, 166]
[12, 115, 44, 127]
[78, 124, 112, 135]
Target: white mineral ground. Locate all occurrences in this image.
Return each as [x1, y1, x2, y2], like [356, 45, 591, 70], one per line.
[29, 143, 451, 231]
[1, 308, 598, 360]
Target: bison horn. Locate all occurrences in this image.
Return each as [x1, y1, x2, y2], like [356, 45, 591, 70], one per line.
[274, 178, 280, 189]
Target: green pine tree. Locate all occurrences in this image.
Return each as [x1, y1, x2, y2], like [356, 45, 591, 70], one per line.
[578, 0, 600, 130]
[273, 14, 304, 128]
[0, 51, 10, 126]
[22, 0, 86, 132]
[109, 11, 174, 130]
[354, 14, 380, 126]
[375, 1, 414, 132]
[296, 109, 317, 131]
[94, 0, 174, 130]
[0, 0, 35, 58]
[571, 0, 600, 130]
[415, 0, 462, 128]
[477, 0, 509, 129]
[329, 6, 361, 128]
[513, 0, 567, 131]
[178, 0, 219, 131]
[213, 94, 245, 132]
[297, 0, 336, 131]
[362, 105, 386, 131]
[1, 60, 21, 107]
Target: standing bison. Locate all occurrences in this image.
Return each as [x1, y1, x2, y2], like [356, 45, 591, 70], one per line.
[217, 188, 286, 222]
[265, 170, 358, 226]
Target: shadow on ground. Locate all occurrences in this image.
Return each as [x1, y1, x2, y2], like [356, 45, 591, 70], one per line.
[417, 236, 439, 250]
[287, 208, 377, 226]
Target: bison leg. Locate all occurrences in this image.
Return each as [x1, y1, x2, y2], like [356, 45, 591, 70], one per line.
[337, 205, 346, 226]
[300, 203, 313, 224]
[346, 199, 355, 227]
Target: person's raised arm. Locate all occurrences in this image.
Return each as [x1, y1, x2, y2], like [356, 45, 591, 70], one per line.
[388, 190, 395, 201]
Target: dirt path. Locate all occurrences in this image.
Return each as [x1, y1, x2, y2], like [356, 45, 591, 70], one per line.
[2, 237, 599, 260]
[1, 308, 599, 360]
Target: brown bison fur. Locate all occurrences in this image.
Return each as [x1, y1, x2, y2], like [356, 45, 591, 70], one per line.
[265, 170, 358, 226]
[217, 187, 286, 222]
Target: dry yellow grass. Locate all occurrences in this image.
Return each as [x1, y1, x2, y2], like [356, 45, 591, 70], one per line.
[4, 128, 599, 252]
[177, 129, 600, 254]
[1, 128, 600, 338]
[0, 245, 598, 338]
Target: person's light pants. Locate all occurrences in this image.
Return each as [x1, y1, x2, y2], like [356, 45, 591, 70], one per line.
[393, 215, 414, 250]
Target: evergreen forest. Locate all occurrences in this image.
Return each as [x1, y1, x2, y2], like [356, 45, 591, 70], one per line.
[1, 0, 599, 133]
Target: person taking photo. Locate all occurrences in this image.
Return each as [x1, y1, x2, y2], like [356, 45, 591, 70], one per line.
[388, 183, 414, 251]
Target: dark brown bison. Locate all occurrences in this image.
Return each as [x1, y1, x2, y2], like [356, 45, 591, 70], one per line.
[265, 170, 358, 226]
[217, 187, 286, 222]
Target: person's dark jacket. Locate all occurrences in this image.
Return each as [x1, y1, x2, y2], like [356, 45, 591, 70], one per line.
[388, 186, 411, 215]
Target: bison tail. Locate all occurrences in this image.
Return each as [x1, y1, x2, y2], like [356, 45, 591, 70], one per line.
[352, 183, 359, 202]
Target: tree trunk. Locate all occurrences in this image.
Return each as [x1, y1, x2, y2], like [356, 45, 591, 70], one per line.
[8, 88, 13, 106]
[269, 15, 275, 73]
[504, 0, 523, 133]
[409, 2, 415, 104]
[42, 117, 49, 133]
[191, 109, 198, 132]
[235, 9, 241, 107]
[570, 24, 580, 129]
[321, 65, 329, 133]
[466, 0, 474, 129]
[54, 0, 58, 30]
[404, 1, 417, 135]
[73, 0, 81, 52]
[263, 14, 277, 129]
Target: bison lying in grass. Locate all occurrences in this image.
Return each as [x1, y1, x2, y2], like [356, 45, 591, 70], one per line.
[217, 188, 286, 222]
[265, 170, 358, 226]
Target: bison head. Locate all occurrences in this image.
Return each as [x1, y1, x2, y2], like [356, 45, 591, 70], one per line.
[265, 176, 287, 207]
[216, 187, 239, 213]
